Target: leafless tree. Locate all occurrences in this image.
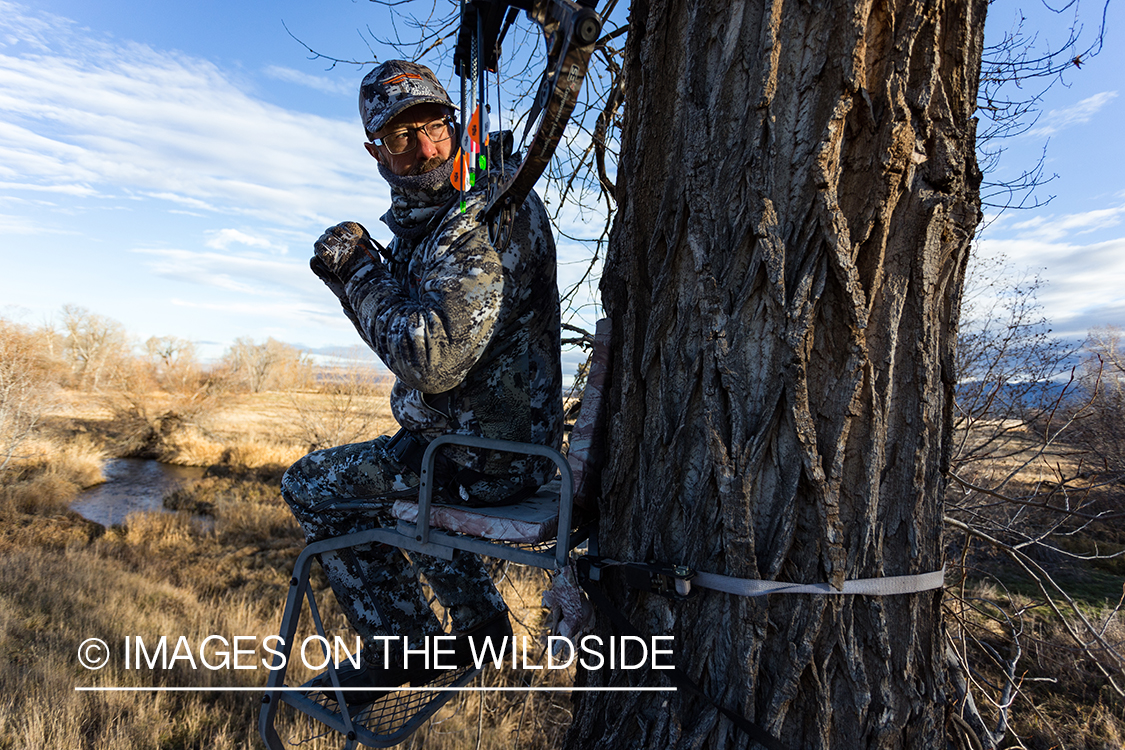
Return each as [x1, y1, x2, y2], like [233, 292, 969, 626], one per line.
[975, 0, 1109, 215]
[143, 335, 201, 393]
[58, 304, 131, 391]
[223, 337, 313, 393]
[951, 256, 1073, 473]
[558, 0, 984, 743]
[1069, 325, 1125, 482]
[285, 0, 1114, 745]
[0, 319, 58, 473]
[940, 257, 1125, 746]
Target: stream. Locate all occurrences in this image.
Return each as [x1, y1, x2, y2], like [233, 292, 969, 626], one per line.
[71, 458, 206, 527]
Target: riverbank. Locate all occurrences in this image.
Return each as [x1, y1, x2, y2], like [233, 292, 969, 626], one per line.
[0, 391, 307, 746]
[40, 386, 392, 466]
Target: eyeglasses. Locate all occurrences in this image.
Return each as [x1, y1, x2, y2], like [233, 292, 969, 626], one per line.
[373, 117, 453, 155]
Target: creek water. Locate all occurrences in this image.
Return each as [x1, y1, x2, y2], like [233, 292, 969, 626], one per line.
[71, 458, 206, 527]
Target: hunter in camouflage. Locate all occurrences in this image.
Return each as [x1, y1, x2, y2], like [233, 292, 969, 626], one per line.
[281, 60, 563, 683]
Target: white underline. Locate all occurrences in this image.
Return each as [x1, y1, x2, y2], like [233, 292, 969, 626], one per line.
[75, 686, 675, 692]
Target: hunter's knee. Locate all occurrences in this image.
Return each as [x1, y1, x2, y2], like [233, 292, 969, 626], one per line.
[280, 450, 326, 511]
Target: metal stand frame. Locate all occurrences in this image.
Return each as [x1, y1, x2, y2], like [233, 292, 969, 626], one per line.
[260, 435, 597, 749]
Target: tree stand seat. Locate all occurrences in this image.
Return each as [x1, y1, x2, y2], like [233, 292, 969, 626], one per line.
[391, 434, 598, 569]
[392, 479, 567, 544]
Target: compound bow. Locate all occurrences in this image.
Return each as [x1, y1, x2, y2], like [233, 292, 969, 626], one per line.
[452, 0, 602, 248]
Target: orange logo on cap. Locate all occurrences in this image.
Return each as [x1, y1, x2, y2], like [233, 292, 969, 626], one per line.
[382, 73, 424, 86]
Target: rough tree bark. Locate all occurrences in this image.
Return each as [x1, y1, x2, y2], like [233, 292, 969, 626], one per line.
[565, 0, 985, 746]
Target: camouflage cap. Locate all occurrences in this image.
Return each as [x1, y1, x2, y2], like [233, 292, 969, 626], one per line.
[360, 60, 454, 139]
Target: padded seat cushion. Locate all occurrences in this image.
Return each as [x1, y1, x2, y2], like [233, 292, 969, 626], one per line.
[392, 480, 562, 544]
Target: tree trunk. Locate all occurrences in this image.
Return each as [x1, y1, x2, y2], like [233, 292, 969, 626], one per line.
[566, 0, 985, 746]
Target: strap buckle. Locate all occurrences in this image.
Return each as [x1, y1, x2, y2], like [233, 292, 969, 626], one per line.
[577, 556, 697, 601]
[626, 562, 696, 601]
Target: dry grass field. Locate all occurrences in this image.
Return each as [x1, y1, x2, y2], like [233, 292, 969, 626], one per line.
[0, 543, 572, 750]
[0, 386, 577, 750]
[1, 382, 1122, 749]
[42, 384, 397, 468]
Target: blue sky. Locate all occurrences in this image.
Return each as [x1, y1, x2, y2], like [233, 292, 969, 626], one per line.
[0, 0, 1121, 373]
[975, 0, 1125, 341]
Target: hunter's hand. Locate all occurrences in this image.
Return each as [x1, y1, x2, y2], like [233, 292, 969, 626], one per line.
[313, 221, 377, 280]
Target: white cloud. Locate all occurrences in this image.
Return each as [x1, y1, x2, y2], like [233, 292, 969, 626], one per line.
[0, 4, 387, 231]
[1008, 203, 1125, 243]
[168, 297, 351, 331]
[263, 65, 355, 96]
[131, 248, 315, 298]
[143, 192, 221, 212]
[0, 180, 96, 196]
[204, 228, 281, 252]
[1026, 91, 1118, 137]
[975, 233, 1125, 339]
[0, 1, 68, 53]
[0, 211, 42, 234]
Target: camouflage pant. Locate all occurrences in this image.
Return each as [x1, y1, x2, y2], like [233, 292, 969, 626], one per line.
[281, 434, 507, 663]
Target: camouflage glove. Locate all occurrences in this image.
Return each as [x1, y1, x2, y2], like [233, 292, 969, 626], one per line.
[310, 255, 347, 297]
[313, 221, 378, 282]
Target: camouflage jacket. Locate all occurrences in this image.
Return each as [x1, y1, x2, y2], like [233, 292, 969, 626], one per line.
[335, 146, 563, 503]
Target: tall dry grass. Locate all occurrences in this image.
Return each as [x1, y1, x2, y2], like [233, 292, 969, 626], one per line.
[0, 544, 327, 750]
[947, 579, 1125, 749]
[405, 566, 578, 750]
[98, 360, 237, 465]
[4, 303, 1118, 748]
[0, 318, 64, 473]
[0, 524, 576, 750]
[0, 434, 106, 515]
[91, 384, 393, 468]
[285, 353, 392, 452]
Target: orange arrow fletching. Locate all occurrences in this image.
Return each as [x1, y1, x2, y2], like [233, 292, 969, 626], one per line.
[450, 107, 491, 192]
[450, 149, 471, 191]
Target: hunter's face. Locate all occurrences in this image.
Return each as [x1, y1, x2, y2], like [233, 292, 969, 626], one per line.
[365, 103, 455, 177]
